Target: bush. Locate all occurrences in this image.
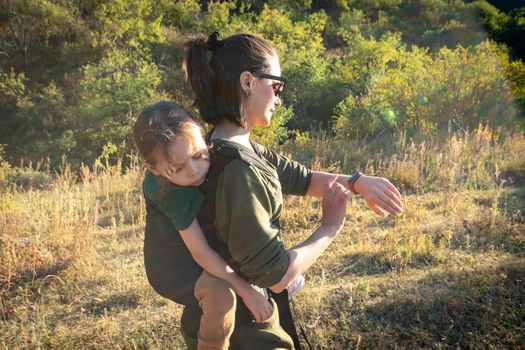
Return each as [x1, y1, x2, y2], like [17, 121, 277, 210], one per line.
[333, 39, 521, 139]
[71, 47, 163, 164]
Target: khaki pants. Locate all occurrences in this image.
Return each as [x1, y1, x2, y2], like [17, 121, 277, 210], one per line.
[184, 272, 295, 350]
[194, 271, 237, 350]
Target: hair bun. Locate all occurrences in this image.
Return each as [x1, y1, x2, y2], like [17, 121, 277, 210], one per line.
[207, 31, 224, 51]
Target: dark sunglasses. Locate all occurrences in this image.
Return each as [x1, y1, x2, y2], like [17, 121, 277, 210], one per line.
[255, 73, 286, 97]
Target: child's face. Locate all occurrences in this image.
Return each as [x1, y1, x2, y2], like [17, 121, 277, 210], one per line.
[147, 128, 210, 187]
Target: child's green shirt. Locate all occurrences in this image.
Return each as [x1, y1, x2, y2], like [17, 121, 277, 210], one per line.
[142, 170, 203, 232]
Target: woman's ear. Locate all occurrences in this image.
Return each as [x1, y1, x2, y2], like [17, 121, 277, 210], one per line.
[239, 71, 254, 95]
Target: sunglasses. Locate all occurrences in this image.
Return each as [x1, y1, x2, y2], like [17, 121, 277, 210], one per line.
[255, 73, 286, 97]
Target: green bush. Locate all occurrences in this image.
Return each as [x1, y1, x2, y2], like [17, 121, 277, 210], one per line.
[71, 47, 163, 163]
[333, 39, 521, 139]
[1, 0, 524, 168]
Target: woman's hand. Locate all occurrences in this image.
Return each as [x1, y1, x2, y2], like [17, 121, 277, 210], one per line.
[354, 175, 403, 217]
[238, 286, 273, 323]
[321, 178, 351, 233]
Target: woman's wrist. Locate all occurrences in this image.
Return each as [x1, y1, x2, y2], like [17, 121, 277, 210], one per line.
[352, 173, 366, 194]
[347, 171, 363, 194]
[235, 283, 253, 299]
[224, 271, 252, 297]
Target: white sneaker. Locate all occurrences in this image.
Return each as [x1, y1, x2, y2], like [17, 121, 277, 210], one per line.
[287, 275, 305, 299]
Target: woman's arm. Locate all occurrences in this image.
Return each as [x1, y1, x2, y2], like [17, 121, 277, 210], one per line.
[179, 219, 273, 323]
[307, 171, 404, 217]
[252, 144, 403, 217]
[270, 180, 350, 293]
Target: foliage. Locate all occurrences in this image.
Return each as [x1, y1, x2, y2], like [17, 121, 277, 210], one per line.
[70, 47, 163, 164]
[473, 1, 525, 61]
[0, 0, 90, 81]
[91, 0, 165, 49]
[157, 0, 201, 30]
[333, 39, 521, 138]
[0, 0, 524, 166]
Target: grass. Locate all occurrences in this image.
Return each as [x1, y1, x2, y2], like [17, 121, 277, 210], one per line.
[1, 128, 524, 349]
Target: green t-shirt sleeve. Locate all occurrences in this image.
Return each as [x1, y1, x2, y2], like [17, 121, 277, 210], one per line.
[160, 185, 204, 231]
[215, 160, 290, 288]
[253, 142, 312, 195]
[143, 171, 203, 231]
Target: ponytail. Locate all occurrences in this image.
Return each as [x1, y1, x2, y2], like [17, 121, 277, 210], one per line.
[183, 32, 276, 127]
[184, 33, 220, 125]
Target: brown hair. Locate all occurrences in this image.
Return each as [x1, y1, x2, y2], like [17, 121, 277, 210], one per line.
[183, 32, 276, 127]
[133, 101, 203, 173]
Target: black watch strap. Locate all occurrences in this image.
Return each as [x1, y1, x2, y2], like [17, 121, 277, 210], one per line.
[347, 171, 362, 194]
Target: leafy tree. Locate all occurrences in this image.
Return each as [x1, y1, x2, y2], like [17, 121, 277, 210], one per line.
[201, 1, 237, 33]
[70, 47, 163, 163]
[156, 0, 201, 30]
[1, 0, 524, 167]
[91, 0, 165, 49]
[0, 68, 26, 160]
[0, 0, 91, 83]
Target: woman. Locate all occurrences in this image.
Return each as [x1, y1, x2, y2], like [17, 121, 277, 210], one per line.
[175, 32, 404, 349]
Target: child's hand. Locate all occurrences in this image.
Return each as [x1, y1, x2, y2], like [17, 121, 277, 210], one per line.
[321, 177, 351, 233]
[240, 287, 273, 323]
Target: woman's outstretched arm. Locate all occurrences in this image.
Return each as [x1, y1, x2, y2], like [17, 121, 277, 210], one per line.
[252, 144, 403, 217]
[307, 171, 404, 217]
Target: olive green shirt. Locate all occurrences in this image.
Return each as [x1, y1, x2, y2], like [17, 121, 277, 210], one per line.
[211, 141, 312, 288]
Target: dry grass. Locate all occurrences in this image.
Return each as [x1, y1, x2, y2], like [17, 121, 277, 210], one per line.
[1, 129, 524, 349]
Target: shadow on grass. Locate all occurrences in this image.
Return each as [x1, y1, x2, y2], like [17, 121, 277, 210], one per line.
[96, 213, 139, 228]
[472, 188, 525, 220]
[324, 259, 525, 349]
[1, 259, 71, 295]
[450, 211, 524, 256]
[1, 260, 71, 320]
[116, 227, 143, 241]
[332, 251, 440, 277]
[81, 292, 140, 317]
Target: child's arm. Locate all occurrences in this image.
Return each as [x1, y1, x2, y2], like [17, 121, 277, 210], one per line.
[179, 219, 273, 323]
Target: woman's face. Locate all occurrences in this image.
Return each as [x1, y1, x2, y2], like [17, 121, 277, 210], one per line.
[243, 55, 283, 128]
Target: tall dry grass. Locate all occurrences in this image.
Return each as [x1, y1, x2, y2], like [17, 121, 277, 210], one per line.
[285, 125, 525, 193]
[0, 128, 524, 349]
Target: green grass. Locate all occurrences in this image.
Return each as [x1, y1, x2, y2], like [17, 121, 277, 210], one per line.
[1, 130, 524, 349]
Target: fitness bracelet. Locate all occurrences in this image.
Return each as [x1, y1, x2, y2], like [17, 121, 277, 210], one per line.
[347, 171, 362, 194]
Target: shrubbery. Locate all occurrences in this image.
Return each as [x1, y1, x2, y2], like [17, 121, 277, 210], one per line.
[0, 0, 523, 168]
[333, 38, 522, 138]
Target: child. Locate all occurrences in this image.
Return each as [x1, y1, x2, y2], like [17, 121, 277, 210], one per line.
[133, 101, 304, 350]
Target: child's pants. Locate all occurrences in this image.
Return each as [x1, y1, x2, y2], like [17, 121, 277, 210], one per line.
[194, 271, 236, 350]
